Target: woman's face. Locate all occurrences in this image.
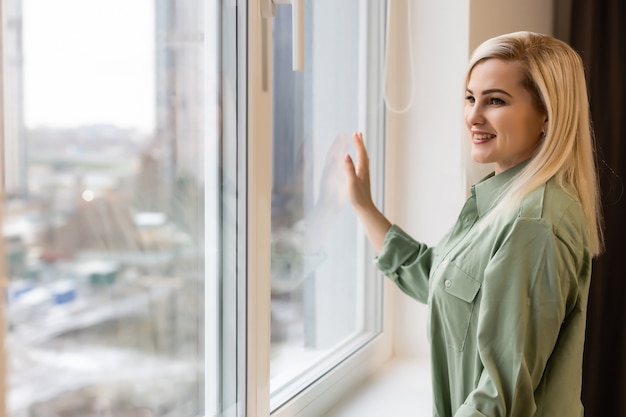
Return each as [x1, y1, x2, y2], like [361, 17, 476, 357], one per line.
[464, 58, 547, 174]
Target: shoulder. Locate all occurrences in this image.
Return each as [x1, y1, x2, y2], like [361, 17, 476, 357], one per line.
[518, 178, 588, 259]
[519, 178, 585, 226]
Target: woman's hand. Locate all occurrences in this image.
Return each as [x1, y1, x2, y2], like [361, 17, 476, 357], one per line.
[343, 132, 391, 253]
[344, 132, 375, 213]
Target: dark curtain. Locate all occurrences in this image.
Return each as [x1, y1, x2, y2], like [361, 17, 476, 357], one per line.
[570, 1, 626, 416]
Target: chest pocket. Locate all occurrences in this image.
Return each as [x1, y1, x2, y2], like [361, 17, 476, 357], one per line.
[431, 260, 481, 351]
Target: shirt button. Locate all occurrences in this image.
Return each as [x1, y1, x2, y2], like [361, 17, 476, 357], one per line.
[444, 279, 452, 288]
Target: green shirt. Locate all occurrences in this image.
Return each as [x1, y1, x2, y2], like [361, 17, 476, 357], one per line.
[375, 163, 591, 417]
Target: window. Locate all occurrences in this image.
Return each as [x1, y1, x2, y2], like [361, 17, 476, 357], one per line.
[268, 0, 385, 409]
[2, 1, 387, 416]
[245, 1, 388, 415]
[2, 0, 205, 415]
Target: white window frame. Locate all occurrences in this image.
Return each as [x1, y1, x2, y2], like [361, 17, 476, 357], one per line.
[245, 1, 392, 416]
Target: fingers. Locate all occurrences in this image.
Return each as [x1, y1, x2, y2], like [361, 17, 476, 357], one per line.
[344, 153, 356, 179]
[344, 133, 373, 211]
[352, 132, 369, 177]
[344, 131, 369, 178]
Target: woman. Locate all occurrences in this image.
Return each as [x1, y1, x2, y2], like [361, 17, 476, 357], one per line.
[344, 31, 604, 416]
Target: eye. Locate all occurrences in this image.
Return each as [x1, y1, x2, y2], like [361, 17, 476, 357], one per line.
[465, 95, 475, 104]
[488, 97, 505, 105]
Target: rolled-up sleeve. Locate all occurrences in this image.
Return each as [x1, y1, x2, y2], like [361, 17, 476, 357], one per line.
[374, 224, 435, 304]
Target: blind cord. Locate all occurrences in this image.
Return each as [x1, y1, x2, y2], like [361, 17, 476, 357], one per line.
[382, 0, 415, 114]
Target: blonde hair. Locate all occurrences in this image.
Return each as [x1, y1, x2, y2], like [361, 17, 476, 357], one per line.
[467, 31, 604, 256]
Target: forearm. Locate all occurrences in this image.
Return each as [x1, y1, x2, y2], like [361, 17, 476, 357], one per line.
[354, 202, 392, 254]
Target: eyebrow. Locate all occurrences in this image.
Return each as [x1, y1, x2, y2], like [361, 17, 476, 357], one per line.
[466, 88, 513, 97]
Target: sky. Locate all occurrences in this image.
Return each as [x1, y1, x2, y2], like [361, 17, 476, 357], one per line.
[22, 0, 155, 132]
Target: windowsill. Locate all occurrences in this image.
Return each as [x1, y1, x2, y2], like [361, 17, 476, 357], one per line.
[322, 356, 432, 417]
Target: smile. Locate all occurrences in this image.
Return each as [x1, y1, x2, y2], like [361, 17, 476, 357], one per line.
[473, 133, 496, 140]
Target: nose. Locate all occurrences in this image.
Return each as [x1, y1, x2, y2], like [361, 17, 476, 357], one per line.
[465, 103, 484, 126]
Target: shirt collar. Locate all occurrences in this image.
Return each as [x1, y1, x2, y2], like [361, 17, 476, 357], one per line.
[471, 161, 528, 217]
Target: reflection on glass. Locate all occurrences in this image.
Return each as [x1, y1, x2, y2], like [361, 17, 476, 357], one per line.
[270, 0, 372, 406]
[2, 0, 204, 415]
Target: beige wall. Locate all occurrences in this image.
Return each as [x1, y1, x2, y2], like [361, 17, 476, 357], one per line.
[385, 0, 470, 358]
[469, 0, 554, 52]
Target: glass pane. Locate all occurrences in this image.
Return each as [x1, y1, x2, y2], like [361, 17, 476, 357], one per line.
[270, 0, 381, 407]
[3, 1, 205, 415]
